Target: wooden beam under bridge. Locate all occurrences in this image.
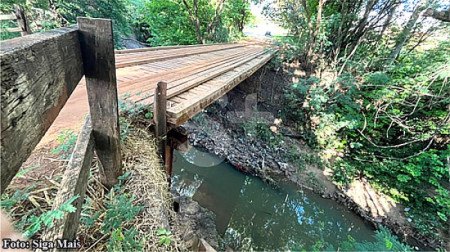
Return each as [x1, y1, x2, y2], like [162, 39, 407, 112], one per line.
[154, 81, 189, 183]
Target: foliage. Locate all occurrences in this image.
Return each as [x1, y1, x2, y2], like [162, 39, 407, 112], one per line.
[51, 129, 78, 159]
[138, 0, 198, 45]
[56, 0, 133, 47]
[2, 185, 78, 239]
[284, 145, 324, 173]
[340, 226, 412, 251]
[118, 116, 133, 142]
[0, 19, 21, 40]
[81, 172, 145, 251]
[0, 0, 145, 48]
[23, 195, 79, 238]
[241, 118, 283, 149]
[1, 185, 36, 211]
[283, 38, 450, 244]
[138, 0, 252, 46]
[118, 95, 153, 142]
[118, 95, 153, 118]
[157, 228, 172, 247]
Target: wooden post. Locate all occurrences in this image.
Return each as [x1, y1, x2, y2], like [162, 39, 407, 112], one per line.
[43, 116, 94, 243]
[13, 4, 32, 36]
[165, 127, 188, 183]
[154, 81, 167, 159]
[77, 17, 122, 189]
[165, 144, 174, 184]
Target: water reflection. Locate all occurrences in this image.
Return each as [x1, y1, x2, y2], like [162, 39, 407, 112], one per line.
[172, 147, 375, 250]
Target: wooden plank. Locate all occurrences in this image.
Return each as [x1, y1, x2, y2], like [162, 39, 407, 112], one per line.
[78, 17, 122, 189]
[117, 48, 258, 98]
[42, 116, 94, 243]
[0, 14, 16, 20]
[167, 52, 276, 125]
[169, 97, 187, 103]
[5, 27, 21, 32]
[135, 49, 267, 104]
[115, 43, 240, 61]
[0, 25, 84, 193]
[119, 48, 255, 90]
[114, 42, 233, 54]
[115, 44, 246, 68]
[154, 81, 167, 159]
[199, 238, 217, 252]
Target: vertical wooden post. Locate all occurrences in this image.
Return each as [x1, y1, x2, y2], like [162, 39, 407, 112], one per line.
[154, 81, 167, 159]
[165, 144, 174, 184]
[77, 17, 122, 189]
[13, 4, 32, 36]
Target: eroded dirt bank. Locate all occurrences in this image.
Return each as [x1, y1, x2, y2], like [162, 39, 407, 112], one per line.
[181, 67, 433, 250]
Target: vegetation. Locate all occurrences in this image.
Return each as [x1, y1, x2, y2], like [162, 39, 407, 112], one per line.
[2, 0, 449, 250]
[51, 129, 78, 159]
[81, 172, 145, 251]
[1, 184, 79, 240]
[300, 226, 413, 251]
[1, 0, 252, 47]
[242, 117, 284, 149]
[266, 0, 449, 246]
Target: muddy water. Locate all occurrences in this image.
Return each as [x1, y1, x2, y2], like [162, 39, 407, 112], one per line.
[171, 147, 376, 250]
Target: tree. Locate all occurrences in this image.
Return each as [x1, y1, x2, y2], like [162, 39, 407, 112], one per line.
[140, 0, 251, 46]
[302, 0, 324, 76]
[385, 0, 432, 66]
[226, 0, 252, 32]
[181, 0, 226, 43]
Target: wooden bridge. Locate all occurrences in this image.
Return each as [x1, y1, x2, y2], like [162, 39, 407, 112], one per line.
[115, 42, 276, 126]
[0, 18, 277, 242]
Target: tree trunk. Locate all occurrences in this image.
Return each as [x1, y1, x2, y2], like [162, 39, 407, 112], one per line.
[385, 0, 429, 66]
[182, 0, 204, 44]
[380, 3, 398, 36]
[302, 0, 324, 76]
[207, 0, 225, 41]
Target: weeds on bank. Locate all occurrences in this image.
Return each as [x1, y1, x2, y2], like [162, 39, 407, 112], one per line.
[1, 183, 78, 239]
[81, 172, 145, 251]
[51, 129, 77, 159]
[23, 195, 79, 238]
[241, 118, 283, 149]
[119, 94, 153, 119]
[284, 145, 324, 172]
[157, 228, 172, 247]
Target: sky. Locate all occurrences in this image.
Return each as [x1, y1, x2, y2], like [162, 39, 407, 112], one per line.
[243, 1, 287, 37]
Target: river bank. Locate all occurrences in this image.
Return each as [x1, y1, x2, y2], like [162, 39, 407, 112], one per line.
[180, 81, 432, 249]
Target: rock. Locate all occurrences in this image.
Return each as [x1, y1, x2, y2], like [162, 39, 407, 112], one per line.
[175, 197, 219, 249]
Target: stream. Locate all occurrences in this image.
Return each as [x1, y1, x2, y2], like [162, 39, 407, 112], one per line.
[171, 146, 377, 250]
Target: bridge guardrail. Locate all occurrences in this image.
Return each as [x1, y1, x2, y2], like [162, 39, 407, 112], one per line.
[1, 17, 122, 244]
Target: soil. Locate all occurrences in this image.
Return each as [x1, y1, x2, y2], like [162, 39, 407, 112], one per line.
[9, 145, 66, 191]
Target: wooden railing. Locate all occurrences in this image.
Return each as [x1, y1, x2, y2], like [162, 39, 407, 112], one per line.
[1, 17, 122, 242]
[0, 5, 32, 36]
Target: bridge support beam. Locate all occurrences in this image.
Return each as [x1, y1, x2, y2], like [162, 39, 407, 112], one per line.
[165, 128, 188, 184]
[154, 81, 168, 159]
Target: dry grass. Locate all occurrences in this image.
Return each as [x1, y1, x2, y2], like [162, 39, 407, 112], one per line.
[78, 127, 185, 251]
[2, 126, 185, 251]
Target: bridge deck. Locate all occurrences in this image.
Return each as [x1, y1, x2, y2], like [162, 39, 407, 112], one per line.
[114, 42, 277, 126]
